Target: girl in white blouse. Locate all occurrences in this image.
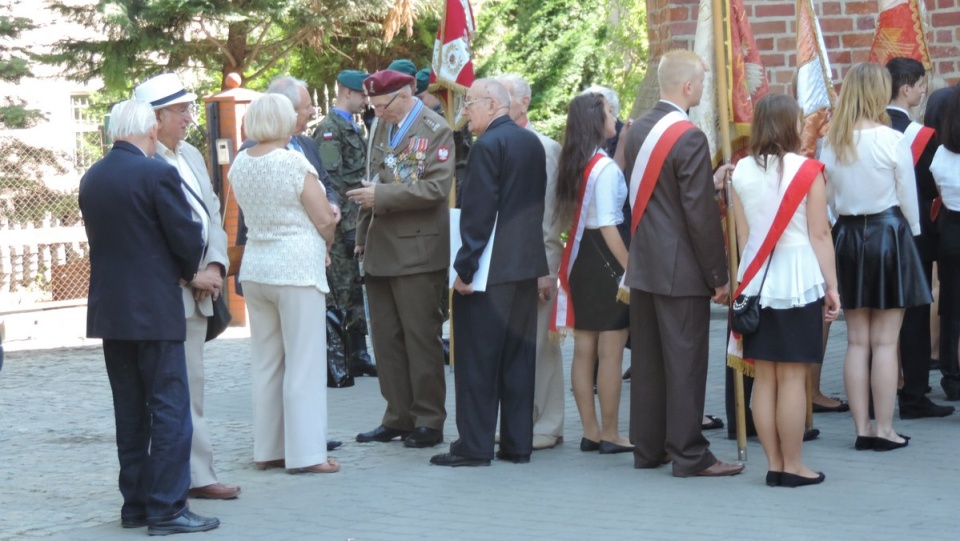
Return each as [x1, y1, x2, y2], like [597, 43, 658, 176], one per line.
[555, 93, 632, 454]
[929, 86, 960, 399]
[821, 63, 932, 452]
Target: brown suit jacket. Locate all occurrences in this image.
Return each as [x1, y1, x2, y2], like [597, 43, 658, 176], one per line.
[622, 101, 727, 297]
[356, 104, 455, 277]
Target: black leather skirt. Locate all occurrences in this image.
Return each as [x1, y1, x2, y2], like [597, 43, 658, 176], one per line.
[833, 207, 933, 310]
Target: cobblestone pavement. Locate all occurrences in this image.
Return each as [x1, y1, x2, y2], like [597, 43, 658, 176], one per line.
[0, 308, 957, 540]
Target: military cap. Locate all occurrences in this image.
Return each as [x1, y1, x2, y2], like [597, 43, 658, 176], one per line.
[337, 70, 369, 92]
[415, 68, 431, 95]
[363, 70, 415, 97]
[387, 59, 417, 77]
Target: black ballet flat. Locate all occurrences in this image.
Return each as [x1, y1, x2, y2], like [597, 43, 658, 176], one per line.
[580, 438, 601, 452]
[780, 471, 825, 487]
[854, 436, 876, 450]
[598, 440, 634, 454]
[873, 436, 909, 451]
[765, 471, 782, 487]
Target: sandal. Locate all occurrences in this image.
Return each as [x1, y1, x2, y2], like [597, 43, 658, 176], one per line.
[289, 457, 340, 474]
[812, 398, 849, 413]
[701, 415, 724, 430]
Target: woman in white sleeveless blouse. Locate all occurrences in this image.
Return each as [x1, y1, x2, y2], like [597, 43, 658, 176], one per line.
[731, 94, 840, 487]
[228, 94, 339, 473]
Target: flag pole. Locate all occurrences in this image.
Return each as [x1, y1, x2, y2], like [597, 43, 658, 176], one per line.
[711, 0, 747, 462]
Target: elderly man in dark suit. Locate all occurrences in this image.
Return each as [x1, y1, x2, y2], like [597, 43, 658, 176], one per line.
[430, 78, 548, 467]
[622, 50, 742, 477]
[79, 99, 219, 535]
[347, 70, 455, 449]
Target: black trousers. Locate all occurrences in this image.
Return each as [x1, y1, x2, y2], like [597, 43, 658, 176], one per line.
[103, 339, 192, 523]
[450, 280, 537, 459]
[900, 259, 934, 402]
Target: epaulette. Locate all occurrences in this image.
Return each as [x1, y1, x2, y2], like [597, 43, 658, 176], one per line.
[422, 116, 441, 133]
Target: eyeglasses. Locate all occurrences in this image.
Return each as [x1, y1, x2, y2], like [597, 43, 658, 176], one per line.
[371, 93, 400, 111]
[460, 96, 491, 110]
[165, 104, 199, 118]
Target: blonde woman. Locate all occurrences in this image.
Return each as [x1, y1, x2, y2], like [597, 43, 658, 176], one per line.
[821, 63, 932, 451]
[229, 94, 339, 473]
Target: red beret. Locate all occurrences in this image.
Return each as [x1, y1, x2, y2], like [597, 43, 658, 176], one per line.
[363, 70, 415, 97]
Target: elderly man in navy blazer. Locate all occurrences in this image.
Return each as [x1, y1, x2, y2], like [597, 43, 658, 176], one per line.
[79, 99, 219, 535]
[431, 78, 548, 467]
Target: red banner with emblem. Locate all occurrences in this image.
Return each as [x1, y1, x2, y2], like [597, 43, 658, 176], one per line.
[868, 0, 932, 71]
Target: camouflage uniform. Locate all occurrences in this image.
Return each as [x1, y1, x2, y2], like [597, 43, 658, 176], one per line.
[314, 110, 368, 334]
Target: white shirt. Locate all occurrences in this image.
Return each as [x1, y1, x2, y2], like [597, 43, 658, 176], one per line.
[930, 146, 960, 211]
[821, 126, 921, 235]
[660, 100, 688, 119]
[585, 155, 627, 228]
[156, 140, 210, 245]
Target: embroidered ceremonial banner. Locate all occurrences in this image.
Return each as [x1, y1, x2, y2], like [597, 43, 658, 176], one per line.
[690, 0, 768, 165]
[796, 0, 836, 159]
[430, 0, 476, 129]
[868, 0, 932, 71]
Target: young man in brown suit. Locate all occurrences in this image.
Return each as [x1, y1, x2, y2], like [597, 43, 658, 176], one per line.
[347, 70, 455, 449]
[622, 50, 743, 478]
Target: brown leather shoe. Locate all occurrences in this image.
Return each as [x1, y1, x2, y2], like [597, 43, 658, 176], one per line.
[188, 483, 241, 500]
[255, 459, 285, 470]
[678, 460, 745, 477]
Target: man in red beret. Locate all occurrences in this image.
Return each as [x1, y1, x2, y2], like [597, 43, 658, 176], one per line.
[346, 70, 455, 449]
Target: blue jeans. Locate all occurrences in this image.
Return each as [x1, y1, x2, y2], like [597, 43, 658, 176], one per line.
[102, 339, 192, 523]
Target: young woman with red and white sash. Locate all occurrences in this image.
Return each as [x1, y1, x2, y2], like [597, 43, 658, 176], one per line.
[731, 94, 840, 488]
[554, 93, 632, 454]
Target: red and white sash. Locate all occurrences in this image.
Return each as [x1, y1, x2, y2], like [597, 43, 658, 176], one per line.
[551, 151, 614, 333]
[628, 111, 697, 232]
[901, 121, 936, 166]
[726, 153, 825, 374]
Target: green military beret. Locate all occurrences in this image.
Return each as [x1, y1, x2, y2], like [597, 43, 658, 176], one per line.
[337, 70, 369, 92]
[416, 68, 431, 95]
[387, 59, 417, 77]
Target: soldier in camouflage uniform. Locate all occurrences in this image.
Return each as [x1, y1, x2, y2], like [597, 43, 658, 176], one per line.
[313, 70, 377, 377]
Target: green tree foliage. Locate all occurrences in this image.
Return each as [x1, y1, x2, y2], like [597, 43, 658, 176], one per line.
[41, 0, 405, 92]
[0, 4, 73, 224]
[472, 0, 647, 139]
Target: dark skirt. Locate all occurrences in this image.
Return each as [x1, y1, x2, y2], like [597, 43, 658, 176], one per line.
[939, 208, 960, 320]
[832, 207, 933, 310]
[569, 229, 629, 331]
[743, 298, 825, 363]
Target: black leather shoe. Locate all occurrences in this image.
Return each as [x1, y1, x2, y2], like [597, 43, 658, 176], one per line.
[873, 436, 909, 451]
[121, 516, 147, 529]
[780, 471, 825, 487]
[495, 450, 531, 463]
[598, 440, 634, 454]
[429, 452, 490, 467]
[404, 427, 443, 448]
[147, 510, 220, 536]
[765, 471, 782, 487]
[899, 397, 955, 419]
[803, 428, 820, 442]
[327, 440, 343, 451]
[579, 438, 601, 452]
[356, 425, 411, 443]
[941, 378, 960, 401]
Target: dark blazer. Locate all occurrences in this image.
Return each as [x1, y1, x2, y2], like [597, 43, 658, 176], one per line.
[79, 141, 204, 341]
[888, 106, 938, 261]
[622, 101, 727, 297]
[455, 115, 548, 285]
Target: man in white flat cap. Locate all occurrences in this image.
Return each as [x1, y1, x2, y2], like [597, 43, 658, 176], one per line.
[133, 73, 240, 501]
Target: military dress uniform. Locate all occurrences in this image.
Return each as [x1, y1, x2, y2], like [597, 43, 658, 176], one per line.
[356, 71, 455, 444]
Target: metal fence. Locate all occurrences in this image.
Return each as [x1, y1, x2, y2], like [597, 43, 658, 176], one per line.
[0, 133, 95, 312]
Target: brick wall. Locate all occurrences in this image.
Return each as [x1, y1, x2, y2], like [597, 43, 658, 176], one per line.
[647, 0, 960, 95]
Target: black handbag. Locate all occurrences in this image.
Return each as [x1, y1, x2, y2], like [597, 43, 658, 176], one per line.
[731, 246, 775, 336]
[205, 294, 232, 341]
[326, 305, 355, 388]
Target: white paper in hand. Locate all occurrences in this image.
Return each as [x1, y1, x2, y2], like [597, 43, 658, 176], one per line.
[449, 209, 496, 292]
